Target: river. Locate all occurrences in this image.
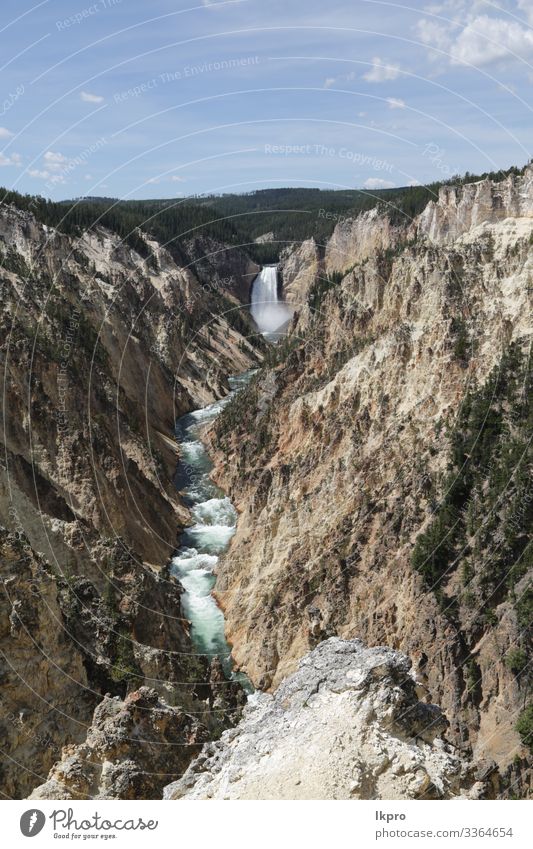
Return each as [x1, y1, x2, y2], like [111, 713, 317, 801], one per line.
[171, 371, 253, 682]
[171, 265, 290, 685]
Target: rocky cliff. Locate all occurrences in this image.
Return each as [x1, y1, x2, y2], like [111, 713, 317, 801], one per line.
[208, 168, 533, 796]
[0, 201, 263, 797]
[417, 167, 533, 245]
[278, 238, 320, 307]
[29, 685, 226, 800]
[324, 207, 404, 276]
[165, 638, 490, 800]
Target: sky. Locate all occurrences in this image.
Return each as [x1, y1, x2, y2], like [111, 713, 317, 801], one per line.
[0, 0, 532, 200]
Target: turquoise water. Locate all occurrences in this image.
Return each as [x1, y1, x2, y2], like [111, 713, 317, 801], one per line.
[171, 372, 254, 683]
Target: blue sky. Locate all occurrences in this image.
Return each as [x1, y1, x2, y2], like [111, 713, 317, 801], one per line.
[0, 0, 532, 199]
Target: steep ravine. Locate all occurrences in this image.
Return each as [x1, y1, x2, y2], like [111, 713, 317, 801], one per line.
[2, 167, 532, 800]
[207, 168, 533, 797]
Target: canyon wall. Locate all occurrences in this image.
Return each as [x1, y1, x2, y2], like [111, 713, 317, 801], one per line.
[279, 238, 320, 307]
[417, 167, 533, 245]
[324, 207, 404, 275]
[209, 168, 533, 795]
[2, 168, 531, 800]
[0, 203, 262, 797]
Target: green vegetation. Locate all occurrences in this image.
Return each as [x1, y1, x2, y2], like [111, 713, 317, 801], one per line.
[308, 271, 344, 312]
[193, 166, 528, 253]
[44, 298, 109, 367]
[262, 333, 301, 368]
[516, 704, 533, 753]
[515, 585, 533, 628]
[110, 631, 141, 685]
[2, 162, 528, 266]
[464, 657, 483, 703]
[450, 316, 471, 365]
[505, 648, 528, 675]
[103, 576, 119, 614]
[0, 245, 29, 277]
[215, 377, 259, 440]
[0, 190, 244, 264]
[411, 341, 532, 625]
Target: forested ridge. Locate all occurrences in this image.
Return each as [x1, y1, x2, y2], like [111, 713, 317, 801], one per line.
[1, 162, 528, 265]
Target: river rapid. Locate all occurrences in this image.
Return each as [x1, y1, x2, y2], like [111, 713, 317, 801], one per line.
[170, 371, 253, 680]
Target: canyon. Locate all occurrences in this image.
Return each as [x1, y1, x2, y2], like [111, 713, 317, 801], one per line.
[1, 166, 531, 800]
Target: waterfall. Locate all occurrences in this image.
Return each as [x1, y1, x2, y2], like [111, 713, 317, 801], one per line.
[250, 265, 293, 336]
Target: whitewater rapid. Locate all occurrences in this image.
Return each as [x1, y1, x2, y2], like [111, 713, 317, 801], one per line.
[171, 372, 253, 681]
[171, 267, 291, 680]
[250, 265, 293, 337]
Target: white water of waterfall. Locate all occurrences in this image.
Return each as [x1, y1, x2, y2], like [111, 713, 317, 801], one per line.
[250, 265, 293, 337]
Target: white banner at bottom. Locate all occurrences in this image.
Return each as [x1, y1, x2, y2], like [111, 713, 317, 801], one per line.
[3, 799, 531, 848]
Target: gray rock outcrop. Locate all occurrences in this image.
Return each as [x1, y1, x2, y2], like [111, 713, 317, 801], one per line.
[165, 639, 482, 800]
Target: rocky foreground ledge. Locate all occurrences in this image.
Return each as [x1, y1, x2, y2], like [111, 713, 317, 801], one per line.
[29, 660, 245, 800]
[165, 639, 491, 800]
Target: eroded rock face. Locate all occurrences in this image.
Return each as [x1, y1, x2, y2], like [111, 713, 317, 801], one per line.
[208, 172, 533, 794]
[2, 169, 531, 800]
[417, 166, 533, 244]
[29, 688, 208, 800]
[0, 530, 93, 798]
[0, 203, 262, 797]
[165, 639, 483, 800]
[181, 233, 260, 303]
[279, 238, 320, 307]
[0, 203, 262, 571]
[324, 207, 404, 275]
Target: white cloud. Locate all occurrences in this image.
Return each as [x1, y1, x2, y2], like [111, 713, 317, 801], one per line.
[44, 150, 68, 165]
[0, 127, 13, 139]
[416, 19, 453, 53]
[29, 152, 69, 182]
[517, 0, 533, 25]
[0, 151, 21, 166]
[387, 97, 406, 109]
[147, 175, 184, 184]
[417, 8, 533, 68]
[450, 15, 533, 66]
[364, 177, 395, 189]
[363, 57, 402, 83]
[422, 0, 494, 14]
[323, 71, 356, 89]
[202, 0, 233, 6]
[43, 151, 70, 174]
[28, 168, 65, 183]
[80, 91, 105, 103]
